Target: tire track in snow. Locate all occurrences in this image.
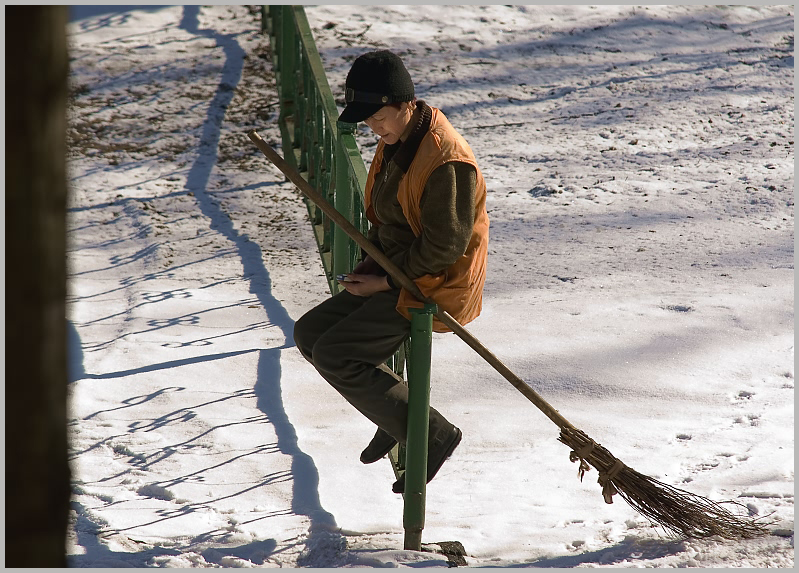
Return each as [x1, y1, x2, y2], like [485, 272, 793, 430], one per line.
[177, 5, 339, 547]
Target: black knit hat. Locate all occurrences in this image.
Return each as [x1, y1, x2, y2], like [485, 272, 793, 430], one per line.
[338, 50, 415, 123]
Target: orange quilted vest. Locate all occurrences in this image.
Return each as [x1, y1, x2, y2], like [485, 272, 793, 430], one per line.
[364, 107, 489, 332]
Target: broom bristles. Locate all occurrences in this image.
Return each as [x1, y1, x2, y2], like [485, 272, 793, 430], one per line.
[558, 427, 770, 540]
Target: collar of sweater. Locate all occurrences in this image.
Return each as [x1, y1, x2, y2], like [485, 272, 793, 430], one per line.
[385, 100, 432, 175]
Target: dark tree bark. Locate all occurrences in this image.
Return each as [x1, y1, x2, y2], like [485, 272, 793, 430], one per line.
[5, 6, 71, 567]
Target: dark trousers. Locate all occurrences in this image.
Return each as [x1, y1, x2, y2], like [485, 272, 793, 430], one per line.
[293, 288, 453, 444]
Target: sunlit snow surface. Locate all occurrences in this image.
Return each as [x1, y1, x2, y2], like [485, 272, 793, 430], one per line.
[66, 5, 793, 567]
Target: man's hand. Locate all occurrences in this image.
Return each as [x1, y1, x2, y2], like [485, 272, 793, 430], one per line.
[352, 255, 383, 276]
[338, 273, 390, 297]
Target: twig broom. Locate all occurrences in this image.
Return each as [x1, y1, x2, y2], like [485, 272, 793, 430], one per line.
[248, 129, 768, 540]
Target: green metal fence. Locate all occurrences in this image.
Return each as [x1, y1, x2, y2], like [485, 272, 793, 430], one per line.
[262, 5, 368, 294]
[260, 5, 432, 551]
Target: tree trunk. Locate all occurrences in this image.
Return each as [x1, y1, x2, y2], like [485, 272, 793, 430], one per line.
[5, 6, 71, 567]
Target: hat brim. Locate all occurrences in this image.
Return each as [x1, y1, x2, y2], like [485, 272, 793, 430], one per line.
[338, 101, 384, 124]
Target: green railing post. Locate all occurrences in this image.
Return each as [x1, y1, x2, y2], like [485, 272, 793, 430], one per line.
[278, 8, 296, 147]
[333, 121, 356, 291]
[403, 303, 437, 551]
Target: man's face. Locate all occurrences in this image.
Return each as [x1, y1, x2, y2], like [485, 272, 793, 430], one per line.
[363, 104, 410, 145]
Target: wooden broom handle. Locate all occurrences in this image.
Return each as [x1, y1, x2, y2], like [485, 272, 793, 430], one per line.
[248, 129, 575, 432]
[247, 130, 425, 301]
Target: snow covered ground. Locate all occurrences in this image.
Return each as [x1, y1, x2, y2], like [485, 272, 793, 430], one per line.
[65, 4, 793, 567]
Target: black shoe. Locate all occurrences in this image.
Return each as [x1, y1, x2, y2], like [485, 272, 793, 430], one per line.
[392, 426, 462, 494]
[360, 428, 398, 464]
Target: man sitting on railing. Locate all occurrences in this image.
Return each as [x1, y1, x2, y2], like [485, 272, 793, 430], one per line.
[293, 50, 489, 494]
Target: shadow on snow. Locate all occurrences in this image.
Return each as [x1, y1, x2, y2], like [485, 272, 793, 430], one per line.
[69, 5, 340, 567]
